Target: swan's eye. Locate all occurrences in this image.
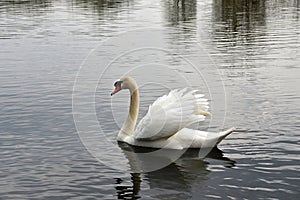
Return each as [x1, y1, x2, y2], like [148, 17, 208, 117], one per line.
[114, 81, 123, 87]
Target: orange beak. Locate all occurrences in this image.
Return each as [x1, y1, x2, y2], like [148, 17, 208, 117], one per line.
[111, 86, 121, 96]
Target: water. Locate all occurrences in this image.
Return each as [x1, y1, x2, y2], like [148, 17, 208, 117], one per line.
[0, 0, 299, 199]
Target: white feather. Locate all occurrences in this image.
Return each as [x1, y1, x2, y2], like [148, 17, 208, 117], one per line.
[134, 88, 209, 140]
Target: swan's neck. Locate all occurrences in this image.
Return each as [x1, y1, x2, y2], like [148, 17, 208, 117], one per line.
[118, 87, 139, 140]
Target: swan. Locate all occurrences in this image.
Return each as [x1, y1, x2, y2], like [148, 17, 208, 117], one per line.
[111, 76, 235, 150]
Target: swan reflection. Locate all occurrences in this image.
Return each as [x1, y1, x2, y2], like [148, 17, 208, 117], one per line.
[115, 142, 235, 199]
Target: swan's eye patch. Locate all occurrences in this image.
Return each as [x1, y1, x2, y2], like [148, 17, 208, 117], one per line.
[114, 81, 123, 87]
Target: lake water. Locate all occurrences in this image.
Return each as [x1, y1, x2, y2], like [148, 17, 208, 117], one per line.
[0, 0, 299, 199]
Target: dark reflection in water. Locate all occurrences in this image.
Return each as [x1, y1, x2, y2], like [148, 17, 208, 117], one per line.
[116, 143, 235, 199]
[115, 173, 141, 199]
[0, 0, 51, 12]
[0, 0, 51, 7]
[213, 0, 266, 32]
[72, 0, 133, 13]
[0, 0, 52, 39]
[163, 0, 197, 25]
[161, 0, 199, 61]
[210, 0, 269, 70]
[211, 0, 267, 48]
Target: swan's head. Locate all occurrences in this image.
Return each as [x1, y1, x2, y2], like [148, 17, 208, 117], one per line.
[111, 76, 137, 96]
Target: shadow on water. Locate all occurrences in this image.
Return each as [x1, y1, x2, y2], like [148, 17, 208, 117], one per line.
[115, 142, 235, 199]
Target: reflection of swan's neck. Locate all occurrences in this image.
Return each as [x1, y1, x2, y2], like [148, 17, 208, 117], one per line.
[119, 84, 139, 138]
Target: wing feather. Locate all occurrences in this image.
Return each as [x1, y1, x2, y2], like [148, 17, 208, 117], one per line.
[134, 88, 209, 140]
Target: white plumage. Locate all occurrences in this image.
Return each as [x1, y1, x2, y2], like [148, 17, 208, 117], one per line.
[134, 89, 209, 140]
[111, 77, 235, 150]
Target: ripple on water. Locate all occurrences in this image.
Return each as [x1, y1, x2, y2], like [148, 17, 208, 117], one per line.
[1, 0, 300, 199]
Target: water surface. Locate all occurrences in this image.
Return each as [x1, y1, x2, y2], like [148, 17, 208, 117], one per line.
[0, 0, 299, 199]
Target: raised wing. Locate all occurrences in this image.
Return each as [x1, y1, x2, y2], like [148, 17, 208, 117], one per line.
[134, 88, 209, 140]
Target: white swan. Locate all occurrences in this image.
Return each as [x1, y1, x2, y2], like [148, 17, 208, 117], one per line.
[111, 77, 235, 150]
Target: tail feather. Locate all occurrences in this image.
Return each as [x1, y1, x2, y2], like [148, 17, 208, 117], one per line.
[217, 127, 235, 144]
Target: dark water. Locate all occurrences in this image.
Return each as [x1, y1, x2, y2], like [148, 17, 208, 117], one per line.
[0, 0, 299, 199]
